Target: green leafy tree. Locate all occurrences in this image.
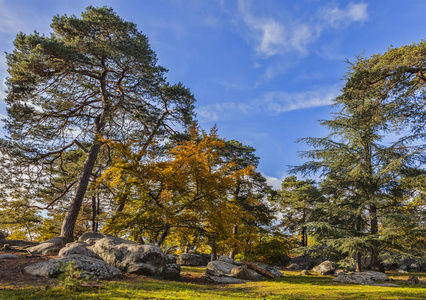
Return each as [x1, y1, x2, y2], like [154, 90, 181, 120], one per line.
[293, 58, 423, 270]
[1, 6, 195, 239]
[274, 176, 323, 247]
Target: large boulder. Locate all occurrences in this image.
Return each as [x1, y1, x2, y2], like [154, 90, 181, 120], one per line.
[163, 262, 181, 280]
[206, 260, 235, 276]
[26, 237, 71, 255]
[205, 260, 263, 282]
[333, 271, 391, 286]
[92, 236, 168, 277]
[230, 266, 259, 281]
[58, 241, 102, 260]
[177, 253, 209, 266]
[78, 232, 107, 245]
[24, 254, 122, 279]
[312, 260, 337, 275]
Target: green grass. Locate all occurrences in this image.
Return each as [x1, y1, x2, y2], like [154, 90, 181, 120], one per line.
[0, 268, 424, 300]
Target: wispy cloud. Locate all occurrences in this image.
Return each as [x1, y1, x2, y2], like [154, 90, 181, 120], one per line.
[196, 84, 340, 122]
[320, 2, 368, 28]
[237, 1, 368, 58]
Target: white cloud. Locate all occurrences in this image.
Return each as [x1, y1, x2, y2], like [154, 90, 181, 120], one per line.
[196, 84, 340, 122]
[321, 2, 368, 28]
[237, 1, 368, 58]
[262, 172, 291, 190]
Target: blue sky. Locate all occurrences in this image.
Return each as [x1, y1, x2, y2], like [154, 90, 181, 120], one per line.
[0, 0, 425, 189]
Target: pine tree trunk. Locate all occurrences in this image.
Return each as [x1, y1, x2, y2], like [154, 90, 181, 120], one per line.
[61, 141, 102, 239]
[60, 66, 109, 240]
[355, 251, 362, 272]
[369, 204, 383, 270]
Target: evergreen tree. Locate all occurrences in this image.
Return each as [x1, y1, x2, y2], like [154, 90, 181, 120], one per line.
[274, 176, 323, 247]
[293, 59, 423, 270]
[1, 6, 195, 239]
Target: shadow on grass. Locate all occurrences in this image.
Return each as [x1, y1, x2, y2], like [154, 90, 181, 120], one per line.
[1, 271, 425, 300]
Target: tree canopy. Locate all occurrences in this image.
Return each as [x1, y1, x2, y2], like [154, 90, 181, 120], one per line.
[1, 6, 195, 239]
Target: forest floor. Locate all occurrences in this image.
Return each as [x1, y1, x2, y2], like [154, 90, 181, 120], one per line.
[0, 249, 425, 299]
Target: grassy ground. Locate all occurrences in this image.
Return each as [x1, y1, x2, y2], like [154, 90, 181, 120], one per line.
[0, 268, 424, 300]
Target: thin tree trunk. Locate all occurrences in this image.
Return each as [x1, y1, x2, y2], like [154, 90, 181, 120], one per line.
[210, 237, 217, 261]
[356, 215, 362, 272]
[91, 195, 97, 232]
[95, 194, 100, 232]
[301, 226, 307, 247]
[355, 252, 362, 272]
[229, 224, 238, 259]
[157, 222, 170, 246]
[369, 204, 383, 270]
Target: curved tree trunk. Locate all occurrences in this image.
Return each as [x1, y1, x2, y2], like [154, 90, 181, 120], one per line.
[60, 66, 109, 239]
[60, 140, 102, 239]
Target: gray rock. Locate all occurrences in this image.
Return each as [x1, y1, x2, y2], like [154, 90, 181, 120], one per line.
[206, 260, 235, 276]
[177, 253, 209, 266]
[58, 241, 102, 260]
[333, 273, 376, 285]
[362, 271, 390, 281]
[0, 254, 19, 259]
[26, 237, 71, 255]
[333, 271, 390, 286]
[78, 232, 107, 245]
[218, 256, 235, 264]
[24, 254, 122, 279]
[92, 236, 166, 276]
[165, 254, 177, 264]
[206, 260, 263, 281]
[230, 265, 259, 281]
[205, 274, 248, 284]
[397, 268, 408, 274]
[163, 263, 181, 280]
[312, 260, 337, 275]
[252, 262, 283, 278]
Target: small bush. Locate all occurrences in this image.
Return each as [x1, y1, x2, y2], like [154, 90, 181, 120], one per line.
[58, 261, 91, 291]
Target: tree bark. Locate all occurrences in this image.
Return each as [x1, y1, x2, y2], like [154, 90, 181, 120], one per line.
[229, 224, 238, 259]
[91, 195, 97, 232]
[210, 237, 217, 261]
[157, 222, 170, 246]
[355, 251, 362, 272]
[60, 141, 102, 239]
[369, 204, 384, 271]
